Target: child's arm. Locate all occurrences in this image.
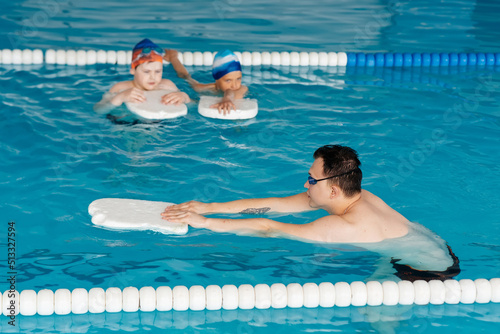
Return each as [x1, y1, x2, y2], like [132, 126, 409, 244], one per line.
[158, 79, 191, 105]
[164, 49, 191, 79]
[189, 81, 217, 92]
[164, 49, 218, 93]
[210, 85, 248, 115]
[231, 85, 248, 100]
[161, 90, 190, 105]
[93, 82, 146, 114]
[93, 91, 119, 114]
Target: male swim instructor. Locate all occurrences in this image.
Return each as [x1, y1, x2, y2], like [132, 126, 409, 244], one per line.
[161, 145, 409, 243]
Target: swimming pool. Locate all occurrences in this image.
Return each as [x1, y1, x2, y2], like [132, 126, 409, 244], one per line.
[1, 0, 499, 332]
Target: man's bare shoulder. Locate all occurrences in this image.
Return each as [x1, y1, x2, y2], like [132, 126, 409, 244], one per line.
[348, 190, 409, 241]
[359, 189, 382, 201]
[304, 215, 357, 243]
[310, 213, 408, 243]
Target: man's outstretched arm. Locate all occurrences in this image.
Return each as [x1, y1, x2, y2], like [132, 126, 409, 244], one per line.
[162, 192, 315, 216]
[161, 209, 357, 243]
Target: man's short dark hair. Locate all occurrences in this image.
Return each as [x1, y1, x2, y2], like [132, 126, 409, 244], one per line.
[313, 145, 362, 197]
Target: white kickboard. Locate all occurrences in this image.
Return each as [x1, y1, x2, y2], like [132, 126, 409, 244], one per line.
[198, 96, 258, 120]
[88, 198, 188, 235]
[126, 90, 187, 120]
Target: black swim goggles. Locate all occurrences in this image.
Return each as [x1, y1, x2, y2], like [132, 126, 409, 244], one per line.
[307, 168, 359, 185]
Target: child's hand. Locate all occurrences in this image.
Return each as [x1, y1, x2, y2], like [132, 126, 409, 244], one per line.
[112, 87, 145, 105]
[161, 91, 188, 105]
[163, 49, 179, 62]
[210, 100, 236, 115]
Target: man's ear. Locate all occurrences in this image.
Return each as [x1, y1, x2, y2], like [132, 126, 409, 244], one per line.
[130, 67, 136, 75]
[330, 185, 339, 199]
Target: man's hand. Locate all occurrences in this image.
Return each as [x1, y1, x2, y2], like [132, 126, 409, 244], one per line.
[162, 201, 211, 215]
[161, 205, 209, 228]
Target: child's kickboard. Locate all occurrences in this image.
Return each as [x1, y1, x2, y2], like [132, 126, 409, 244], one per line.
[125, 90, 187, 120]
[198, 96, 258, 120]
[88, 198, 188, 235]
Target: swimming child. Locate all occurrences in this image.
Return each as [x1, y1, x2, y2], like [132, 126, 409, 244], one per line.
[164, 49, 248, 115]
[94, 38, 190, 114]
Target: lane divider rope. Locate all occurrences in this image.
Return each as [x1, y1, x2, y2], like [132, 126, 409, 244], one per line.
[2, 278, 499, 316]
[1, 49, 500, 66]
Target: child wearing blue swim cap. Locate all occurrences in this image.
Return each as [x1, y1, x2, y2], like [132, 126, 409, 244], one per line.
[164, 49, 248, 115]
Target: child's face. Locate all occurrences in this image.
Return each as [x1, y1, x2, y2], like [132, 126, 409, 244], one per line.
[130, 61, 163, 90]
[216, 71, 242, 92]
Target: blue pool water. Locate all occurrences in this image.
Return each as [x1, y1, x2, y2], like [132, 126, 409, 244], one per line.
[1, 0, 500, 333]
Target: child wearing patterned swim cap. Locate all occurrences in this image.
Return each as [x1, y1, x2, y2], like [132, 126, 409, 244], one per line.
[164, 49, 248, 115]
[211, 49, 242, 80]
[131, 38, 165, 70]
[94, 39, 190, 114]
